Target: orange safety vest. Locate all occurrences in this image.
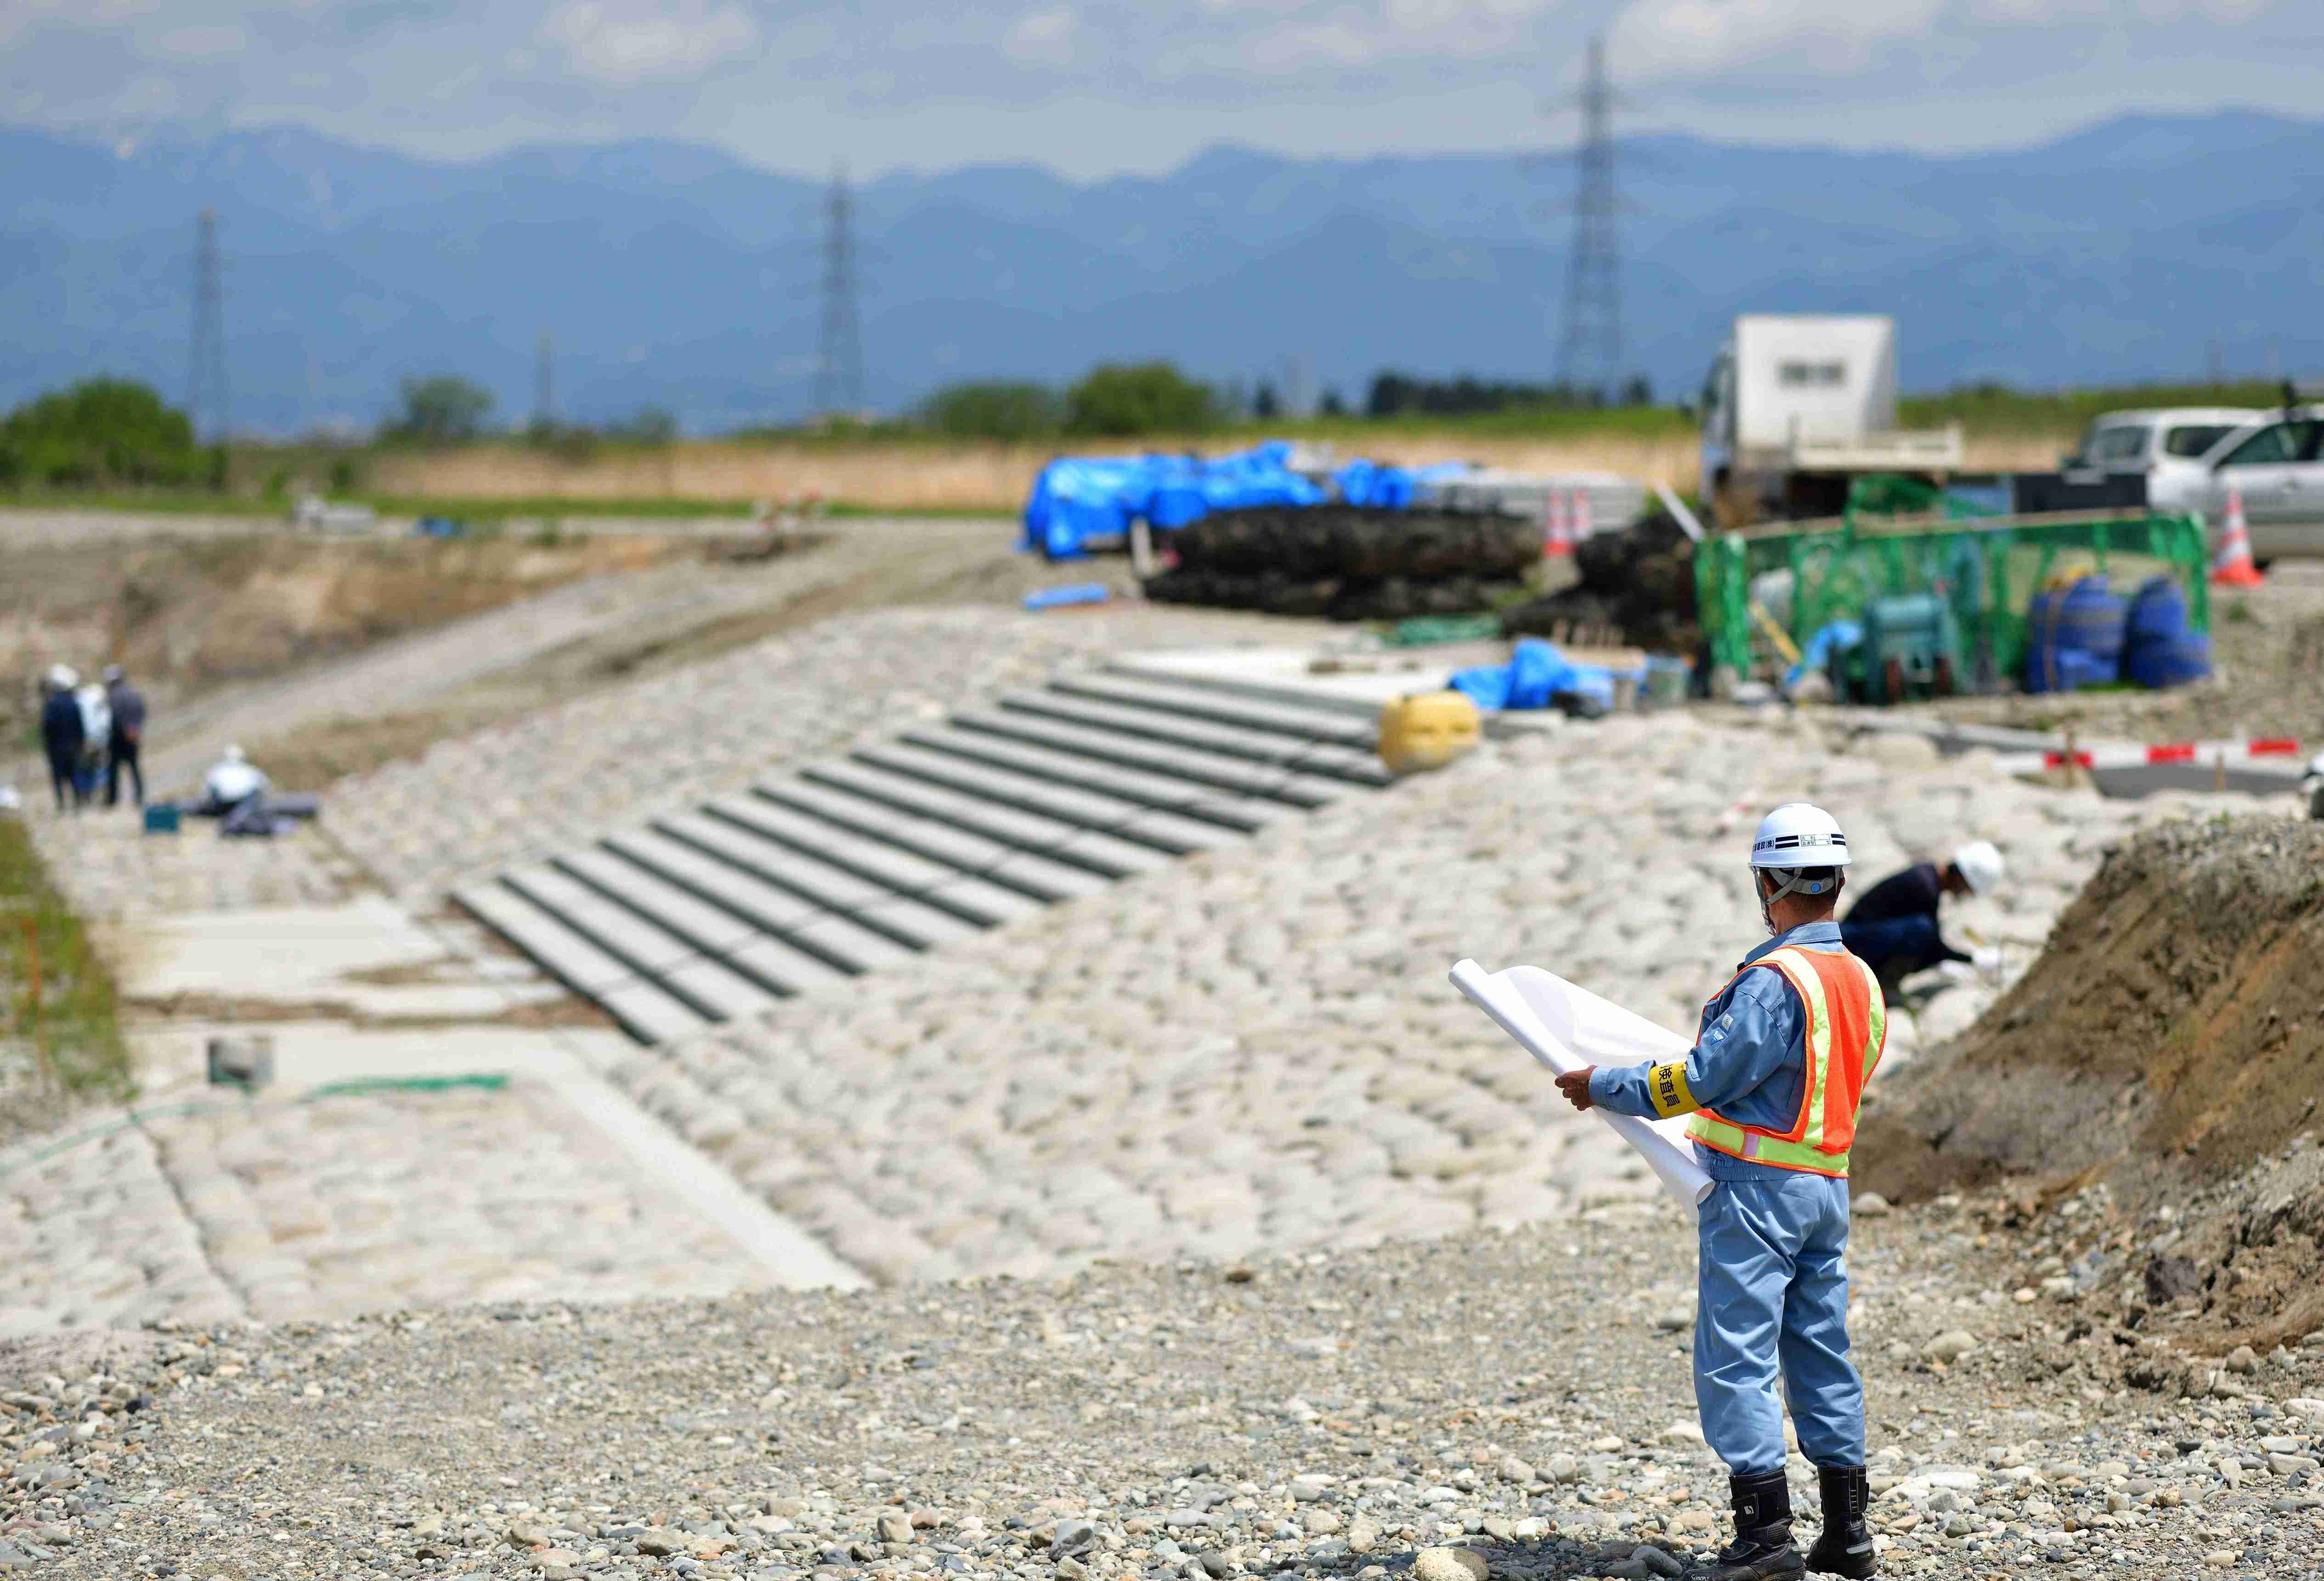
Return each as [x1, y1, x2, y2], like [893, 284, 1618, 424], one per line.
[1682, 945, 1887, 1178]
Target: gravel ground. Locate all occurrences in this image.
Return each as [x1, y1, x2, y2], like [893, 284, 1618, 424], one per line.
[602, 706, 2271, 1287]
[327, 603, 1331, 905]
[5, 1196, 2320, 1581]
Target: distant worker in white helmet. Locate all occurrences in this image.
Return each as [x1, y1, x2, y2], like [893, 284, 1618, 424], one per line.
[1554, 803, 1884, 1580]
[1838, 841, 2006, 999]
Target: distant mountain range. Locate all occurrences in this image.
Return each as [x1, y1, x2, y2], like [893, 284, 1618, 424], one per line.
[4, 110, 2321, 436]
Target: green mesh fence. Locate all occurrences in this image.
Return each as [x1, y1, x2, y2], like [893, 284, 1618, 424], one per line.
[1696, 508, 2211, 685]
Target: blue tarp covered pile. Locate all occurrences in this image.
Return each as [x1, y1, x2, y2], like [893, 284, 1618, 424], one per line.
[1021, 442, 1464, 560]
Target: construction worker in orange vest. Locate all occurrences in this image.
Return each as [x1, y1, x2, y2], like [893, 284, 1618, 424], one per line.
[1556, 803, 1884, 1580]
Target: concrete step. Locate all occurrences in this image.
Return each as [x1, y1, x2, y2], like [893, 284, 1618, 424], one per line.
[897, 727, 1288, 833]
[853, 741, 1242, 855]
[652, 814, 925, 971]
[717, 791, 1041, 928]
[1051, 671, 1380, 748]
[658, 956, 786, 1023]
[998, 687, 1391, 785]
[451, 883, 707, 1044]
[800, 760, 1169, 880]
[452, 882, 640, 998]
[758, 777, 1110, 903]
[502, 865, 701, 979]
[956, 705, 1351, 805]
[699, 800, 989, 949]
[597, 829, 875, 994]
[553, 848, 762, 957]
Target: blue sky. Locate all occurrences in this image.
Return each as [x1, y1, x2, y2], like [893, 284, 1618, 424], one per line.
[4, 0, 2319, 178]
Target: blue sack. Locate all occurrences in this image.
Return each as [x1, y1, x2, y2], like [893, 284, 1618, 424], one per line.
[2024, 576, 2126, 694]
[2121, 576, 2212, 689]
[1448, 638, 1578, 712]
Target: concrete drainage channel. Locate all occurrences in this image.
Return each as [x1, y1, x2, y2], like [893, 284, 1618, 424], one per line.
[455, 667, 1392, 1042]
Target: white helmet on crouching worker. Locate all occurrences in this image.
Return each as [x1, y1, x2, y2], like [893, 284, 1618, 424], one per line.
[1747, 802, 1851, 935]
[1951, 839, 2005, 896]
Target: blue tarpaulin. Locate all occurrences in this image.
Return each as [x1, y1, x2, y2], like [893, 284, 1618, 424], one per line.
[1448, 638, 1630, 715]
[1023, 441, 1446, 559]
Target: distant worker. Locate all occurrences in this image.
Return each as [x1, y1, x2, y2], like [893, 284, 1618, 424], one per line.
[200, 744, 268, 814]
[1554, 804, 1882, 1581]
[39, 666, 85, 813]
[73, 678, 111, 805]
[102, 664, 147, 808]
[1838, 841, 2005, 999]
[2305, 753, 2324, 822]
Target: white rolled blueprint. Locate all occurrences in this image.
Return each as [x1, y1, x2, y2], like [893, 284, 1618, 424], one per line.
[1449, 958, 1715, 1221]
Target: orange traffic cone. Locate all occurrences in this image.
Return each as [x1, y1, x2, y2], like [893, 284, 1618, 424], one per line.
[1542, 490, 1573, 557]
[2211, 486, 2265, 587]
[1572, 487, 1594, 542]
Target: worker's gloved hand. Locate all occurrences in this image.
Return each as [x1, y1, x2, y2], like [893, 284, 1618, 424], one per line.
[1971, 946, 2005, 982]
[1554, 1067, 1597, 1112]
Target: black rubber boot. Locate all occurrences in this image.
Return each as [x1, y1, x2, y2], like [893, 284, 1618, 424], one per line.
[1692, 1469, 1804, 1580]
[1804, 1465, 1876, 1577]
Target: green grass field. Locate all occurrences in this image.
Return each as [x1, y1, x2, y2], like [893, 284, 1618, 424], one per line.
[1, 817, 133, 1103]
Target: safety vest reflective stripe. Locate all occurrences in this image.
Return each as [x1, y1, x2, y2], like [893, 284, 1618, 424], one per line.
[1686, 1113, 1851, 1177]
[1686, 944, 1884, 1176]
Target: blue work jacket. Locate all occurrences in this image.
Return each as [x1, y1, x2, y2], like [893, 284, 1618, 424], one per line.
[1588, 920, 1843, 1183]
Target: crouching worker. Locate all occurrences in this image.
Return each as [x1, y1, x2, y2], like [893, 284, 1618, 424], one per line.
[1554, 803, 1884, 1580]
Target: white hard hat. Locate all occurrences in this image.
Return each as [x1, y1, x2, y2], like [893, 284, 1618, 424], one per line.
[45, 663, 78, 690]
[1748, 802, 1852, 871]
[222, 744, 246, 763]
[1952, 840, 2005, 895]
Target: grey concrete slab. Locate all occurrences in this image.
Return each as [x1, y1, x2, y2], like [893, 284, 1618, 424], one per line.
[693, 802, 984, 950]
[602, 829, 830, 933]
[452, 883, 641, 997]
[501, 866, 703, 978]
[758, 778, 1110, 903]
[653, 814, 927, 970]
[723, 791, 1042, 927]
[595, 981, 714, 1044]
[852, 742, 1241, 855]
[799, 760, 1168, 880]
[997, 687, 1391, 785]
[554, 847, 762, 955]
[897, 726, 1289, 832]
[661, 957, 786, 1022]
[953, 706, 1351, 805]
[1048, 670, 1381, 748]
[723, 935, 852, 995]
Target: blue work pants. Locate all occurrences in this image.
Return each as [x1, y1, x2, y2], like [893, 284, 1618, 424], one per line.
[1694, 1170, 1865, 1476]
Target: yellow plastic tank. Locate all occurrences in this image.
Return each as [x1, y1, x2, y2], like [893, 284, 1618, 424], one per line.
[1377, 690, 1481, 775]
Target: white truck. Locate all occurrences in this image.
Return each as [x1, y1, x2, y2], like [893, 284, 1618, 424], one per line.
[1697, 314, 1963, 525]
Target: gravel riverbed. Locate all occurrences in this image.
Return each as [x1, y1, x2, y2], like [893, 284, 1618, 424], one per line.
[5, 1196, 2320, 1581]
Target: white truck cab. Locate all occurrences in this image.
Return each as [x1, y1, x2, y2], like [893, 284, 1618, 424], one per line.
[1699, 315, 1962, 525]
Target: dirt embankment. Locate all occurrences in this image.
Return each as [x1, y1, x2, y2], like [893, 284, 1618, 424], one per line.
[2, 533, 693, 750]
[1860, 815, 2324, 1344]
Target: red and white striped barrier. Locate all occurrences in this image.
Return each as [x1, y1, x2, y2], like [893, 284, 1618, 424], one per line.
[1992, 736, 2307, 776]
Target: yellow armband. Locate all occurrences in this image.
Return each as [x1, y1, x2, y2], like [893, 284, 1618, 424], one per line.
[1645, 1062, 1698, 1119]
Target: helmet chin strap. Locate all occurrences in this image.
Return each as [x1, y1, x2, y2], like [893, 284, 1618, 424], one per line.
[1755, 866, 1833, 935]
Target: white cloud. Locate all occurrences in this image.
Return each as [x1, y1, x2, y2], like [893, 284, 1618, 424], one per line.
[1002, 6, 1079, 68]
[1614, 0, 1947, 77]
[537, 0, 761, 83]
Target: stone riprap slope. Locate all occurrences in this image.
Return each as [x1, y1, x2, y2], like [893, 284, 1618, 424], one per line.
[20, 804, 359, 922]
[0, 1080, 769, 1336]
[19, 1204, 2324, 1581]
[605, 713, 2259, 1287]
[330, 605, 1326, 904]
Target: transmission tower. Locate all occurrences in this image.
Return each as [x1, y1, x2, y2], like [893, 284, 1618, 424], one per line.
[188, 209, 229, 443]
[534, 330, 555, 432]
[1553, 36, 1622, 403]
[814, 163, 865, 418]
